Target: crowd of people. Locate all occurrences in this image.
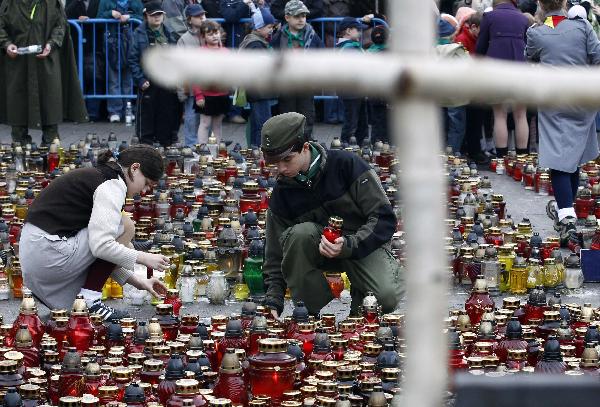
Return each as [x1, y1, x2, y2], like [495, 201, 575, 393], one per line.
[1, 0, 389, 146]
[437, 0, 600, 245]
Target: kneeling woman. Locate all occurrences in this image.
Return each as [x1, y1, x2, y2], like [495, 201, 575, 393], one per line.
[19, 145, 171, 320]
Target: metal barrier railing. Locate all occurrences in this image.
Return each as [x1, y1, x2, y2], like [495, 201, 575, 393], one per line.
[68, 17, 389, 100]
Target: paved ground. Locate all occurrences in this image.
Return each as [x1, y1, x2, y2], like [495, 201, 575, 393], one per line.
[0, 121, 597, 323]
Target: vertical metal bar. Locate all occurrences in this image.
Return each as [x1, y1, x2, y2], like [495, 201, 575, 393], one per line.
[93, 21, 97, 95]
[105, 22, 109, 96]
[390, 1, 447, 407]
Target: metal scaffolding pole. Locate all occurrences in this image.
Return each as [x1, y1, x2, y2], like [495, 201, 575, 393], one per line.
[390, 2, 447, 407]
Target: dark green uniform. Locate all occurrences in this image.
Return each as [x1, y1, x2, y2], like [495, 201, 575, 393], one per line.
[0, 0, 87, 144]
[261, 113, 404, 316]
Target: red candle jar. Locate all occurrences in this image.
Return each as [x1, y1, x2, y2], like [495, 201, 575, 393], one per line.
[325, 272, 344, 299]
[140, 359, 164, 386]
[249, 339, 297, 406]
[239, 181, 262, 214]
[98, 385, 119, 406]
[218, 320, 249, 367]
[48, 144, 60, 173]
[323, 216, 343, 243]
[249, 317, 269, 356]
[505, 349, 528, 371]
[154, 304, 181, 342]
[58, 348, 85, 398]
[84, 360, 106, 397]
[575, 186, 595, 220]
[464, 277, 495, 326]
[108, 367, 132, 401]
[14, 324, 39, 368]
[213, 349, 247, 406]
[179, 314, 199, 335]
[166, 379, 207, 407]
[45, 308, 68, 337]
[290, 323, 316, 360]
[164, 289, 183, 317]
[496, 318, 528, 363]
[11, 294, 45, 347]
[66, 295, 94, 353]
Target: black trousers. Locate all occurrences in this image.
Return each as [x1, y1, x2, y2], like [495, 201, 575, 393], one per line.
[277, 96, 315, 141]
[463, 105, 493, 155]
[341, 97, 369, 146]
[136, 84, 182, 147]
[369, 99, 389, 143]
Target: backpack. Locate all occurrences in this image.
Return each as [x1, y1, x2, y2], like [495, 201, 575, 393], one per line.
[219, 0, 250, 23]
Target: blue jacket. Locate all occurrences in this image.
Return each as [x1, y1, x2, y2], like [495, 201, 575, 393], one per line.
[97, 0, 143, 20]
[476, 2, 529, 62]
[270, 23, 324, 49]
[127, 22, 177, 87]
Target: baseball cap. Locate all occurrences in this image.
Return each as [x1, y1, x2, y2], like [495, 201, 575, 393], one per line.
[285, 0, 310, 16]
[254, 8, 277, 29]
[338, 17, 367, 33]
[144, 1, 165, 15]
[185, 4, 206, 17]
[437, 18, 455, 38]
[261, 113, 306, 165]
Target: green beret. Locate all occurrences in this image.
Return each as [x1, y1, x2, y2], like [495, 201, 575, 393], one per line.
[261, 112, 306, 164]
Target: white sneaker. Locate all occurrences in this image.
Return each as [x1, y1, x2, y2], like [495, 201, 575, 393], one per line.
[109, 114, 121, 123]
[485, 138, 496, 154]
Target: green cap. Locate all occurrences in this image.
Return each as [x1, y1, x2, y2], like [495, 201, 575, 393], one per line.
[261, 112, 306, 164]
[285, 0, 310, 16]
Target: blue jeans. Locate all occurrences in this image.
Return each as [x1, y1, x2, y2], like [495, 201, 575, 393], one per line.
[324, 96, 344, 124]
[105, 29, 132, 116]
[249, 100, 272, 147]
[444, 106, 466, 154]
[183, 96, 200, 146]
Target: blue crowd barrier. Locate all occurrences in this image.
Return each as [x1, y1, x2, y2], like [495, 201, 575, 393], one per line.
[68, 17, 389, 101]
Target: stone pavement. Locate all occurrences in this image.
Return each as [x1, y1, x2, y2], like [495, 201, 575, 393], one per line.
[0, 121, 597, 323]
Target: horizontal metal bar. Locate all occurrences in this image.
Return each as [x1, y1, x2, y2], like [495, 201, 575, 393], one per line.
[143, 47, 600, 108]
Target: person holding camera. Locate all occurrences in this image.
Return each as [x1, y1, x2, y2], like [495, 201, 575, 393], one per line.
[0, 0, 87, 145]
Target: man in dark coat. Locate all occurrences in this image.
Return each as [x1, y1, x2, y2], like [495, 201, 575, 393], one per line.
[0, 0, 88, 145]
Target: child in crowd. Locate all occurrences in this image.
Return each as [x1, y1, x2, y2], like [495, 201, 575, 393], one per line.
[240, 4, 278, 147]
[177, 4, 206, 146]
[128, 1, 182, 146]
[454, 10, 490, 164]
[194, 20, 231, 144]
[436, 16, 469, 155]
[368, 25, 390, 143]
[270, 0, 324, 141]
[336, 16, 370, 146]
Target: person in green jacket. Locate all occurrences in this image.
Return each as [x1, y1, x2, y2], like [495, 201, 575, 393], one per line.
[0, 0, 87, 145]
[261, 112, 404, 318]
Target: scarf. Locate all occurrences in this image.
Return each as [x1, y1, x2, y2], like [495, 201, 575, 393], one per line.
[544, 15, 567, 28]
[285, 26, 305, 48]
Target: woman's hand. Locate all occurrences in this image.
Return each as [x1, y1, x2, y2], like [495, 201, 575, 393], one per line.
[137, 252, 170, 271]
[128, 274, 168, 298]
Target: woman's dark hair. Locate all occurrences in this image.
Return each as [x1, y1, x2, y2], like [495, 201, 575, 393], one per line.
[98, 145, 164, 182]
